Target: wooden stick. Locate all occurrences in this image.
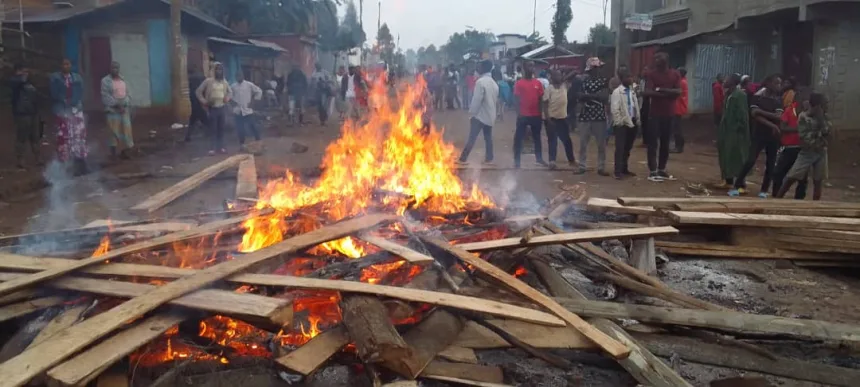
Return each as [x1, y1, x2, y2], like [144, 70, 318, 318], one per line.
[359, 234, 436, 265]
[130, 154, 249, 214]
[0, 214, 395, 387]
[235, 155, 258, 199]
[274, 325, 350, 376]
[666, 211, 860, 231]
[341, 295, 411, 369]
[0, 296, 65, 323]
[556, 297, 860, 342]
[655, 241, 850, 260]
[420, 236, 631, 359]
[618, 196, 860, 209]
[454, 227, 678, 253]
[453, 319, 593, 349]
[46, 313, 187, 387]
[0, 211, 262, 298]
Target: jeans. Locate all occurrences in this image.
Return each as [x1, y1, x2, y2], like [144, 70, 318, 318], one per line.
[734, 129, 780, 192]
[317, 94, 330, 124]
[208, 106, 227, 150]
[646, 116, 673, 171]
[458, 117, 493, 162]
[235, 114, 260, 145]
[288, 94, 304, 123]
[514, 116, 544, 167]
[579, 121, 607, 171]
[672, 115, 684, 151]
[614, 125, 637, 174]
[772, 146, 808, 199]
[546, 118, 575, 163]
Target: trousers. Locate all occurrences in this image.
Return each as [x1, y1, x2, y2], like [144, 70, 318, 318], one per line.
[514, 116, 544, 167]
[579, 121, 607, 171]
[458, 117, 493, 162]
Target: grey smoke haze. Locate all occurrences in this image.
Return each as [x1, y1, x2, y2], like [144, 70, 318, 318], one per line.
[345, 0, 607, 50]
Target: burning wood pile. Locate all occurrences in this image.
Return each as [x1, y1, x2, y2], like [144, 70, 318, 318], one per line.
[0, 80, 858, 387]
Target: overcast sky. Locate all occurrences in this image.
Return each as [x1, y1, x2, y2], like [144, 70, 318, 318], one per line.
[340, 0, 610, 50]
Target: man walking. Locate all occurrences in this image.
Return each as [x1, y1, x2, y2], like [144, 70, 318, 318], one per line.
[672, 68, 689, 153]
[101, 61, 134, 160]
[543, 69, 576, 169]
[575, 57, 610, 176]
[9, 63, 41, 169]
[195, 62, 232, 155]
[513, 61, 547, 168]
[457, 60, 498, 165]
[287, 63, 308, 125]
[610, 67, 640, 179]
[311, 63, 333, 125]
[231, 72, 263, 150]
[641, 52, 682, 182]
[340, 65, 367, 120]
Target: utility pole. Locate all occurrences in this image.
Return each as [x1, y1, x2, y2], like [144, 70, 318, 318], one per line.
[359, 0, 364, 30]
[170, 0, 189, 122]
[603, 0, 608, 25]
[377, 0, 381, 36]
[532, 0, 537, 35]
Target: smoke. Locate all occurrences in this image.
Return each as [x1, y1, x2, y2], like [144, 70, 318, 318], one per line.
[477, 169, 542, 215]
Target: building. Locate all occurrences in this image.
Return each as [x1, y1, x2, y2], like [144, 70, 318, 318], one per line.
[519, 44, 584, 72]
[613, 0, 860, 134]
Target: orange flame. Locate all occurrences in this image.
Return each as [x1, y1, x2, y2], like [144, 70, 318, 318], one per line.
[239, 78, 494, 252]
[91, 235, 111, 257]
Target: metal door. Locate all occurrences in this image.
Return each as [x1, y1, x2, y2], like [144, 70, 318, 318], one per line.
[110, 33, 152, 107]
[692, 44, 756, 112]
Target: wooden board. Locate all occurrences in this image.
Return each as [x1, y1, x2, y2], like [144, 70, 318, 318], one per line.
[437, 346, 478, 364]
[619, 197, 860, 209]
[421, 236, 631, 359]
[666, 211, 860, 231]
[420, 375, 512, 387]
[0, 214, 394, 387]
[454, 227, 678, 253]
[0, 255, 565, 326]
[274, 325, 350, 376]
[674, 203, 860, 218]
[587, 198, 657, 216]
[47, 313, 186, 387]
[130, 154, 249, 213]
[0, 297, 65, 323]
[556, 298, 860, 342]
[655, 241, 850, 260]
[452, 320, 593, 349]
[235, 155, 258, 199]
[421, 361, 504, 384]
[0, 212, 260, 298]
[25, 304, 88, 350]
[359, 235, 435, 265]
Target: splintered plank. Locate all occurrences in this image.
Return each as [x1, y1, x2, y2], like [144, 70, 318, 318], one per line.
[421, 361, 504, 384]
[421, 236, 631, 359]
[235, 155, 258, 199]
[666, 211, 860, 231]
[359, 235, 435, 265]
[454, 227, 678, 253]
[275, 325, 351, 376]
[0, 297, 65, 323]
[0, 214, 395, 387]
[437, 346, 477, 364]
[47, 313, 187, 387]
[586, 198, 657, 216]
[0, 212, 261, 298]
[130, 154, 249, 214]
[25, 304, 89, 350]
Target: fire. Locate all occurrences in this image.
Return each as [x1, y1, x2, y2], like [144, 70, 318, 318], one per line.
[312, 236, 368, 258]
[239, 78, 494, 252]
[91, 235, 111, 257]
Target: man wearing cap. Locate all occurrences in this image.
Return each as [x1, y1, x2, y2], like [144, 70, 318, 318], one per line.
[575, 57, 611, 176]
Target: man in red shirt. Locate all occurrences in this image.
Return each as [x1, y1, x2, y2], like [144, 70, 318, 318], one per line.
[771, 99, 808, 199]
[712, 73, 725, 127]
[641, 52, 682, 182]
[513, 61, 546, 168]
[671, 68, 689, 153]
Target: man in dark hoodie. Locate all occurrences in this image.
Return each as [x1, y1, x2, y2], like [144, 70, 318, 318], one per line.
[10, 63, 41, 169]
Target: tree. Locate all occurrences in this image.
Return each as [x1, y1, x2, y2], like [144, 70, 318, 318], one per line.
[198, 0, 335, 34]
[376, 23, 395, 64]
[551, 0, 572, 46]
[526, 31, 548, 45]
[315, 0, 340, 50]
[405, 48, 417, 70]
[337, 0, 366, 50]
[417, 44, 444, 67]
[443, 29, 495, 62]
[588, 23, 614, 46]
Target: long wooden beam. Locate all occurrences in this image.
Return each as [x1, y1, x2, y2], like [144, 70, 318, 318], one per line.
[586, 198, 657, 216]
[618, 197, 860, 209]
[556, 298, 860, 342]
[359, 235, 436, 265]
[674, 203, 860, 218]
[0, 211, 262, 298]
[655, 241, 850, 260]
[666, 211, 860, 231]
[454, 227, 678, 253]
[0, 214, 395, 387]
[421, 236, 631, 359]
[0, 297, 65, 323]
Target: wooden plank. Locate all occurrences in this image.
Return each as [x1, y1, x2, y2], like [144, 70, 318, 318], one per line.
[556, 297, 860, 342]
[619, 197, 860, 209]
[452, 320, 593, 349]
[0, 290, 39, 307]
[25, 304, 88, 350]
[0, 255, 565, 327]
[629, 237, 656, 275]
[674, 203, 860, 218]
[666, 211, 860, 231]
[587, 198, 657, 216]
[130, 154, 249, 213]
[420, 375, 512, 387]
[437, 346, 477, 364]
[0, 212, 261, 298]
[0, 297, 65, 323]
[655, 241, 850, 260]
[392, 309, 464, 378]
[0, 273, 292, 328]
[46, 313, 186, 387]
[421, 361, 504, 384]
[0, 214, 395, 387]
[421, 236, 631, 359]
[454, 227, 678, 253]
[359, 235, 435, 265]
[235, 155, 258, 199]
[341, 295, 410, 372]
[274, 325, 350, 376]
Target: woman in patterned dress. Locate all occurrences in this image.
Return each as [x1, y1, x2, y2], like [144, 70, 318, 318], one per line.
[49, 58, 87, 175]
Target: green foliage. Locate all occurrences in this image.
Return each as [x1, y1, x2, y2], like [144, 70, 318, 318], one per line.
[551, 0, 572, 46]
[336, 0, 366, 50]
[198, 0, 339, 35]
[417, 44, 445, 66]
[444, 29, 495, 62]
[588, 23, 614, 46]
[316, 0, 340, 50]
[377, 23, 395, 64]
[526, 31, 548, 45]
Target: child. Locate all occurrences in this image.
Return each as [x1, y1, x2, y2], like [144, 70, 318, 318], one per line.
[609, 67, 640, 179]
[776, 93, 829, 200]
[716, 74, 750, 188]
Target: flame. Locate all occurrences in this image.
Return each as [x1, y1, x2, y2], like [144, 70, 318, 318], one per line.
[514, 266, 528, 278]
[239, 77, 494, 252]
[311, 236, 368, 258]
[91, 235, 111, 257]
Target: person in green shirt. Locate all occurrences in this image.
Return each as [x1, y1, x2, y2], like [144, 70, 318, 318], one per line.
[776, 92, 830, 200]
[715, 74, 750, 188]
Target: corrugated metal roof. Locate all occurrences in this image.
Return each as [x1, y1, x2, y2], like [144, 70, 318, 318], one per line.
[247, 39, 288, 53]
[208, 37, 255, 46]
[632, 23, 733, 48]
[520, 44, 575, 59]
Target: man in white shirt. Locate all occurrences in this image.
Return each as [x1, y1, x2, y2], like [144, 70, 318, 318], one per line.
[610, 67, 641, 179]
[230, 72, 263, 148]
[457, 60, 499, 165]
[340, 66, 365, 120]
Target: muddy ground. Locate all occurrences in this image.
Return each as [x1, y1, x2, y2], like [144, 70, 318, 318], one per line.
[1, 106, 860, 386]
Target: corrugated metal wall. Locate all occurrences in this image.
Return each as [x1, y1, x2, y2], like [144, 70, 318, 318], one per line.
[692, 43, 756, 112]
[110, 33, 152, 107]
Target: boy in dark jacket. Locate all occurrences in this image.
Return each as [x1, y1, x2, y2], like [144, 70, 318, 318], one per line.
[9, 64, 41, 169]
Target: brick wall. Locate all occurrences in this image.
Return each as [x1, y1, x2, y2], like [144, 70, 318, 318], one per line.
[813, 19, 860, 133]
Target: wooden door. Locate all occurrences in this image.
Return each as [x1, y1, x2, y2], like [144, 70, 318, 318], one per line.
[88, 36, 112, 101]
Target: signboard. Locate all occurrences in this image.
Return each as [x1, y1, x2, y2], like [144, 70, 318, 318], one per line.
[625, 13, 653, 32]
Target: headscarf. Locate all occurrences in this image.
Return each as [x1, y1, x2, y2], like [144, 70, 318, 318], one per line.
[585, 57, 605, 71]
